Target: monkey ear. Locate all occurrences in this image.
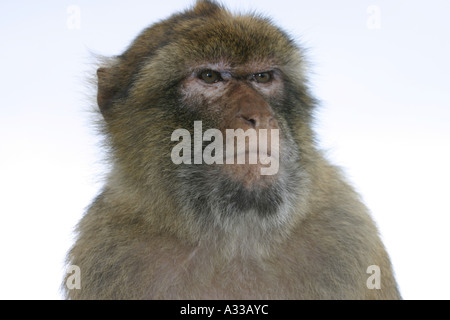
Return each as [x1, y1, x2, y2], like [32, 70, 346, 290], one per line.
[97, 67, 118, 116]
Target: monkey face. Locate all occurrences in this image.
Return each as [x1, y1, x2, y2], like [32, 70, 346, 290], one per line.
[97, 1, 314, 223]
[178, 63, 283, 188]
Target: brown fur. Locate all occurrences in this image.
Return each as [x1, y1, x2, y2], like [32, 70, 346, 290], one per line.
[64, 0, 401, 299]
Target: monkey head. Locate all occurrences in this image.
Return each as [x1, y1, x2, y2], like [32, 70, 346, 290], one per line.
[95, 0, 316, 232]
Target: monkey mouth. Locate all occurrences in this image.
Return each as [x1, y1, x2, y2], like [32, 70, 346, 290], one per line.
[233, 150, 278, 162]
[222, 160, 279, 189]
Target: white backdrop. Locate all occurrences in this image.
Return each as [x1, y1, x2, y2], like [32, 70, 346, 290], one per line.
[1, 0, 449, 299]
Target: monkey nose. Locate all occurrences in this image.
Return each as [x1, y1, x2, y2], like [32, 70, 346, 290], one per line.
[239, 113, 276, 130]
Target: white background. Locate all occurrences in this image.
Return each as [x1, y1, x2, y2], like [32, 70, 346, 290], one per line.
[0, 0, 449, 300]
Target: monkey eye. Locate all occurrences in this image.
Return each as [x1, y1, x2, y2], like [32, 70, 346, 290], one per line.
[252, 72, 272, 83]
[199, 70, 222, 84]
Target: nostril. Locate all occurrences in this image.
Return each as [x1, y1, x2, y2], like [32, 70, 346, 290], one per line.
[241, 115, 257, 128]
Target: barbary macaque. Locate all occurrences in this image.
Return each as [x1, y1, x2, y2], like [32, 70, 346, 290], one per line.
[64, 0, 401, 299]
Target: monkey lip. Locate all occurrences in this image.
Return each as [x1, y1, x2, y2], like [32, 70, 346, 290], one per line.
[232, 150, 278, 163]
[223, 149, 280, 184]
[222, 157, 279, 188]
